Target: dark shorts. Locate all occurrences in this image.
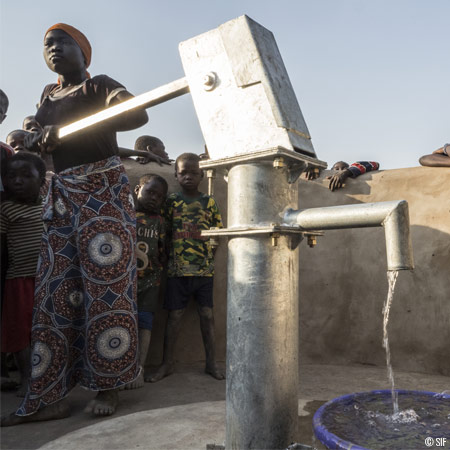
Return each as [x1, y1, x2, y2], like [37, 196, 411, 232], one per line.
[164, 277, 214, 310]
[137, 284, 160, 313]
[138, 311, 154, 330]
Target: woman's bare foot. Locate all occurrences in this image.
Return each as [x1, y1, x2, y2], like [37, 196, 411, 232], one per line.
[147, 363, 174, 383]
[1, 401, 70, 427]
[205, 365, 225, 380]
[84, 390, 119, 417]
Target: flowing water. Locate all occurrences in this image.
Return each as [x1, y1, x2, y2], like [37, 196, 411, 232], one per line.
[315, 271, 450, 449]
[382, 270, 399, 414]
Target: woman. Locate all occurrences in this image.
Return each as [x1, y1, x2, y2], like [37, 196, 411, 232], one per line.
[2, 23, 148, 426]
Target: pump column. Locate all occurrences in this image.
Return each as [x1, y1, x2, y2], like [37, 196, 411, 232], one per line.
[225, 161, 300, 450]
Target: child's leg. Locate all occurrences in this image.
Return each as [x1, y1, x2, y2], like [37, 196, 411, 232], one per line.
[150, 277, 190, 383]
[139, 328, 152, 368]
[148, 308, 185, 382]
[197, 305, 224, 380]
[195, 277, 224, 380]
[123, 312, 154, 390]
[13, 346, 30, 397]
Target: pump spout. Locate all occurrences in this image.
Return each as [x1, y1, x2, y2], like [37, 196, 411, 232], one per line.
[284, 200, 414, 271]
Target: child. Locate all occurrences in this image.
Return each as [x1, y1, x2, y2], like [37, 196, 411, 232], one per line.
[0, 88, 16, 391]
[22, 116, 42, 134]
[6, 130, 30, 153]
[135, 135, 172, 165]
[1, 152, 46, 397]
[126, 174, 168, 388]
[327, 160, 380, 191]
[150, 153, 224, 382]
[117, 135, 171, 166]
[1, 23, 148, 426]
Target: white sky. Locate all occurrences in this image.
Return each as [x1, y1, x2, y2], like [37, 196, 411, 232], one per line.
[1, 0, 449, 169]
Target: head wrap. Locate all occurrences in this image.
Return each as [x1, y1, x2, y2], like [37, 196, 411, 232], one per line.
[45, 23, 92, 79]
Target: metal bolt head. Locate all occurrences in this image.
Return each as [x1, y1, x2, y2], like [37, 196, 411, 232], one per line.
[203, 72, 217, 91]
[273, 157, 285, 169]
[271, 232, 280, 246]
[307, 235, 317, 248]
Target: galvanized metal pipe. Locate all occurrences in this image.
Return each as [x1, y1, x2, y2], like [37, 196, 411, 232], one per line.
[59, 77, 189, 139]
[283, 200, 414, 271]
[226, 162, 299, 450]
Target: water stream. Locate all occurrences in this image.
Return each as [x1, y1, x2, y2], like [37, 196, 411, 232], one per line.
[382, 270, 399, 415]
[315, 270, 450, 449]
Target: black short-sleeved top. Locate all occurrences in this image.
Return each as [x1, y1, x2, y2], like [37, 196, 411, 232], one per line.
[35, 75, 126, 173]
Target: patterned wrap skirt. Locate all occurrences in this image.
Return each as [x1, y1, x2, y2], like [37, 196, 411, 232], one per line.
[17, 156, 139, 416]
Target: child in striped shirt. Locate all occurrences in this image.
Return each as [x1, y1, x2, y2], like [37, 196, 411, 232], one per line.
[327, 160, 380, 191]
[1, 152, 46, 396]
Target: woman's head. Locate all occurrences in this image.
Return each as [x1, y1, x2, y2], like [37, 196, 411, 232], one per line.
[43, 24, 91, 79]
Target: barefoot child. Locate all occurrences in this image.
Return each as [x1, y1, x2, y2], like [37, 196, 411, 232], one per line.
[1, 23, 148, 426]
[126, 174, 168, 388]
[1, 153, 46, 397]
[150, 153, 224, 382]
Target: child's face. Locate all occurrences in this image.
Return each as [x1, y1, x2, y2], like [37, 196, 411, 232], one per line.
[150, 142, 169, 159]
[6, 131, 28, 153]
[135, 179, 166, 214]
[175, 160, 203, 194]
[5, 160, 42, 203]
[43, 30, 86, 76]
[331, 161, 349, 171]
[23, 117, 42, 133]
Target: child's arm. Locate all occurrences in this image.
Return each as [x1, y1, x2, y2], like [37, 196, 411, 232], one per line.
[208, 197, 223, 255]
[419, 154, 450, 167]
[328, 161, 379, 191]
[117, 147, 170, 165]
[158, 217, 168, 266]
[1, 233, 7, 271]
[163, 198, 173, 261]
[346, 161, 380, 178]
[419, 146, 450, 167]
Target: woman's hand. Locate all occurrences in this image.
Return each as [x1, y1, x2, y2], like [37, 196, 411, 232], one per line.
[24, 130, 43, 153]
[39, 126, 60, 154]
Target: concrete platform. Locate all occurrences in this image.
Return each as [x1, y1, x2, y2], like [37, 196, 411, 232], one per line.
[1, 363, 449, 450]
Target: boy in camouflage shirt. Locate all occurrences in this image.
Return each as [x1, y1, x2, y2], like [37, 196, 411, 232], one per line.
[150, 153, 224, 382]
